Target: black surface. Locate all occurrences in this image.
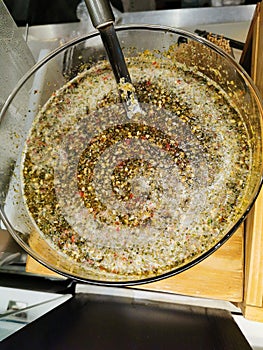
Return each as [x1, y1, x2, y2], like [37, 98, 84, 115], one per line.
[3, 0, 81, 26]
[0, 292, 252, 350]
[0, 271, 75, 294]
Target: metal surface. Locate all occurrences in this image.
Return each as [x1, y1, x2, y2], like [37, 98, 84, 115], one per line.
[19, 5, 255, 63]
[0, 229, 25, 268]
[0, 1, 35, 108]
[119, 4, 256, 27]
[84, 0, 114, 28]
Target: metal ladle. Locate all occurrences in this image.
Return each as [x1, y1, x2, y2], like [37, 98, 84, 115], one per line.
[84, 0, 141, 118]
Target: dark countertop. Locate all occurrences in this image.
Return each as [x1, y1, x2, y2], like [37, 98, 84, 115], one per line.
[0, 291, 252, 350]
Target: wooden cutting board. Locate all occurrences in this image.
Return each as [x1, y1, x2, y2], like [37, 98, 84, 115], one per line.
[239, 1, 263, 322]
[27, 225, 244, 302]
[139, 225, 244, 302]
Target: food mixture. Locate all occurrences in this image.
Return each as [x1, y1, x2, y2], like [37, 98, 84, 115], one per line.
[22, 47, 251, 281]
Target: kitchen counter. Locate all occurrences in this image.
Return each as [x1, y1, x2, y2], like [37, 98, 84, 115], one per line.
[0, 286, 253, 349]
[22, 4, 255, 60]
[1, 4, 263, 349]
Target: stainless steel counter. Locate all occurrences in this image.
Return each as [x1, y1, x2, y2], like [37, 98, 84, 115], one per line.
[23, 5, 255, 60]
[119, 4, 256, 27]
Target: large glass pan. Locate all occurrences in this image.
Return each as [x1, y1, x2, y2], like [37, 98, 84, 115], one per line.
[0, 25, 263, 285]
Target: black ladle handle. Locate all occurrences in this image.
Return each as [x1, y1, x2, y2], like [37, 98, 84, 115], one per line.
[84, 0, 141, 118]
[84, 0, 131, 84]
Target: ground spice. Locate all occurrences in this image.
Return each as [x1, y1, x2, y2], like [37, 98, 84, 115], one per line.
[22, 47, 251, 281]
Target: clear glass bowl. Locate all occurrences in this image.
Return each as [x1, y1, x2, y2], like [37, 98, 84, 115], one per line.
[1, 25, 263, 285]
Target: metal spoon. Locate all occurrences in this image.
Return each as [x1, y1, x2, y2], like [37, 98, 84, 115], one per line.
[84, 0, 142, 118]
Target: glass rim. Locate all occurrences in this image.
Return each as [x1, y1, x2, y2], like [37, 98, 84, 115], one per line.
[1, 23, 263, 285]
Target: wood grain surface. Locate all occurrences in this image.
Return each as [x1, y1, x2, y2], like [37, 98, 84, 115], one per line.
[139, 225, 244, 302]
[239, 1, 263, 322]
[27, 225, 244, 302]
